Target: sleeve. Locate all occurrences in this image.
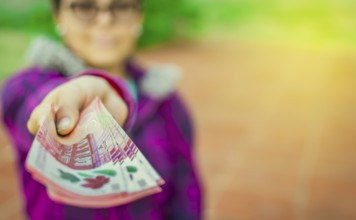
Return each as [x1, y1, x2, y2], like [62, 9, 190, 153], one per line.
[0, 67, 136, 154]
[0, 67, 68, 153]
[159, 94, 204, 220]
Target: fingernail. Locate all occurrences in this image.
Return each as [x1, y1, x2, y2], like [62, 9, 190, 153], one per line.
[57, 117, 71, 131]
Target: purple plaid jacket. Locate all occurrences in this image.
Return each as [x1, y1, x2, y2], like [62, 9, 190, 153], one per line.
[0, 62, 203, 220]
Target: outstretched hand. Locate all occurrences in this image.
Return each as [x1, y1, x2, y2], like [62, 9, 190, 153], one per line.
[27, 75, 128, 136]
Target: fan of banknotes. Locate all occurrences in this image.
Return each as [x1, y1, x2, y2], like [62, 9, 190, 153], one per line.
[25, 97, 165, 208]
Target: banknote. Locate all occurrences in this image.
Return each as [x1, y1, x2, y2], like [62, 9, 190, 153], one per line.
[25, 97, 164, 208]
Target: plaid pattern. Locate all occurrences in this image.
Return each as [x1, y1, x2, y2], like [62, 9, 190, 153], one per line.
[0, 64, 203, 220]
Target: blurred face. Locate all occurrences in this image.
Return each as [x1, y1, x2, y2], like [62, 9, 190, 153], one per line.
[55, 0, 142, 69]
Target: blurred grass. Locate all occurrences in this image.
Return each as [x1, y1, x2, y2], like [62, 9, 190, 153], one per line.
[0, 30, 32, 80]
[0, 0, 356, 79]
[202, 0, 356, 48]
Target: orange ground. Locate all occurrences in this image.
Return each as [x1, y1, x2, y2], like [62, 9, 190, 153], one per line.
[1, 38, 356, 219]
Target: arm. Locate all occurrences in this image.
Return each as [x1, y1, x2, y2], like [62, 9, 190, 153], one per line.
[1, 67, 136, 153]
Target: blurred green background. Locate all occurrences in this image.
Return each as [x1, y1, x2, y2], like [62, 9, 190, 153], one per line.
[0, 0, 355, 80]
[0, 2, 356, 219]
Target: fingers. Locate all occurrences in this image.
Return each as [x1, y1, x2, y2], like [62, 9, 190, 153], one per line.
[27, 76, 128, 136]
[28, 84, 84, 136]
[27, 104, 52, 135]
[54, 87, 83, 136]
[55, 105, 80, 136]
[104, 90, 129, 127]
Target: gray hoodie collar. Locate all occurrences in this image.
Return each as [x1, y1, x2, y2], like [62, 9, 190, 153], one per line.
[26, 36, 181, 100]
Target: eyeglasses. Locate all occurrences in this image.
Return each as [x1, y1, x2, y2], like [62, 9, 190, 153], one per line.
[65, 1, 140, 23]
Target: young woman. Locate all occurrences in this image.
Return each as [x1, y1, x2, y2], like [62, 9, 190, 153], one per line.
[0, 0, 203, 219]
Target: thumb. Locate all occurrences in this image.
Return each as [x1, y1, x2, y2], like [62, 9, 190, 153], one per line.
[55, 103, 81, 136]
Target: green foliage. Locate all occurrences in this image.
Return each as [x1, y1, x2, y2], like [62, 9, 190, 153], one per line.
[138, 0, 202, 47]
[0, 0, 202, 48]
[0, 30, 31, 79]
[0, 2, 57, 37]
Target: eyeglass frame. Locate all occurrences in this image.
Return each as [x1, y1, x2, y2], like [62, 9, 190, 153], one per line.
[60, 1, 142, 23]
